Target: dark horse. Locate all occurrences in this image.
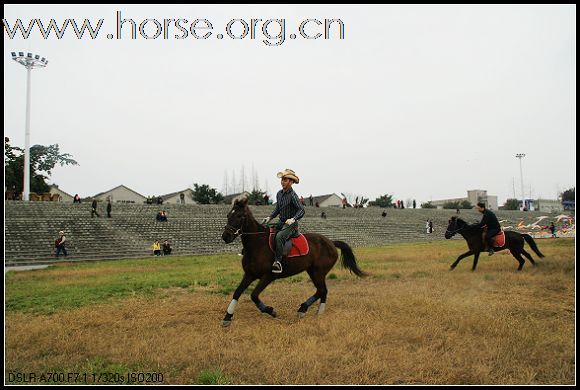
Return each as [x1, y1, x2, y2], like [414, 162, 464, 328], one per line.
[221, 196, 366, 327]
[445, 216, 545, 271]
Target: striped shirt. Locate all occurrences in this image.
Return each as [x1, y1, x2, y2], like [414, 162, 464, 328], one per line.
[270, 188, 305, 223]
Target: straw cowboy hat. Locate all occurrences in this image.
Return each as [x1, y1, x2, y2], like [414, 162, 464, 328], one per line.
[59, 231, 64, 235]
[277, 169, 300, 184]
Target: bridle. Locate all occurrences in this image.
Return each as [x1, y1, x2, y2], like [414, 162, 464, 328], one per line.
[224, 215, 271, 239]
[224, 223, 243, 239]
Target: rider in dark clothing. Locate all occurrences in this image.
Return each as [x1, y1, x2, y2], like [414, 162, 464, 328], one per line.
[475, 202, 501, 255]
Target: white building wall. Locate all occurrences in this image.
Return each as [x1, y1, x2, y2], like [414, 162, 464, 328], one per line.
[94, 186, 146, 203]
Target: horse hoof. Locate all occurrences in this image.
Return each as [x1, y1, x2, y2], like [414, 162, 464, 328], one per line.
[222, 320, 231, 327]
[297, 312, 306, 319]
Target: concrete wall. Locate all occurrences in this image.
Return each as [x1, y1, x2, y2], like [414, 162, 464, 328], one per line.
[164, 190, 196, 204]
[4, 201, 573, 266]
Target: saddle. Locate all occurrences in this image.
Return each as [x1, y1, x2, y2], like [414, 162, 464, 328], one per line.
[268, 227, 310, 258]
[492, 231, 506, 247]
[482, 229, 506, 248]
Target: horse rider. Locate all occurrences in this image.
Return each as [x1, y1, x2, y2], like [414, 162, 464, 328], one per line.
[475, 202, 501, 256]
[261, 169, 305, 273]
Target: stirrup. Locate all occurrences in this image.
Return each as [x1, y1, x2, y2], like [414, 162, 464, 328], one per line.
[272, 260, 283, 274]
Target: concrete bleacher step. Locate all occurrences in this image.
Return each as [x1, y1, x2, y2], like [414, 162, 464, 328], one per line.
[4, 201, 567, 265]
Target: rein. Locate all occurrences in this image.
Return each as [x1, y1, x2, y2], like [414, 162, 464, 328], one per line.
[446, 224, 466, 235]
[224, 222, 293, 238]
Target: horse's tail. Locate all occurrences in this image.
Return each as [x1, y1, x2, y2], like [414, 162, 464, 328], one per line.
[522, 234, 545, 258]
[333, 241, 367, 277]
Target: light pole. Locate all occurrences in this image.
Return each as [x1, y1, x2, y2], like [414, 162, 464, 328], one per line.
[11, 51, 48, 201]
[515, 153, 526, 210]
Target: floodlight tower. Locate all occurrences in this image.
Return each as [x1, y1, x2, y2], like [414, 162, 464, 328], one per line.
[11, 51, 48, 201]
[515, 153, 526, 210]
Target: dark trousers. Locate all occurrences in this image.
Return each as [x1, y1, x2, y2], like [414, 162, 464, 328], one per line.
[55, 245, 67, 257]
[275, 222, 298, 261]
[486, 228, 500, 249]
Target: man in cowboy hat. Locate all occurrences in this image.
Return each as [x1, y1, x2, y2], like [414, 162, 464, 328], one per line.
[262, 169, 305, 273]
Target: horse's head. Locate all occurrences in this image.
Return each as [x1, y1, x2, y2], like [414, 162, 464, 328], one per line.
[222, 195, 249, 243]
[445, 216, 466, 239]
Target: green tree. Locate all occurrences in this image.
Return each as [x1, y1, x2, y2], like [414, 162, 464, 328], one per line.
[502, 198, 520, 210]
[460, 200, 473, 209]
[560, 187, 575, 202]
[192, 183, 224, 204]
[421, 201, 436, 209]
[248, 189, 267, 205]
[443, 200, 473, 209]
[368, 194, 394, 208]
[4, 137, 79, 195]
[443, 201, 460, 209]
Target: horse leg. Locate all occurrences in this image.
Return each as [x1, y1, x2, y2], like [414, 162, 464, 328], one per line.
[298, 270, 327, 318]
[251, 275, 277, 318]
[450, 251, 472, 270]
[297, 295, 319, 318]
[472, 252, 481, 271]
[223, 273, 256, 327]
[510, 250, 526, 271]
[316, 278, 328, 316]
[520, 249, 537, 267]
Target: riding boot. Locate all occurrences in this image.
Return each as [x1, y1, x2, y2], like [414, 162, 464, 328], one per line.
[486, 241, 495, 256]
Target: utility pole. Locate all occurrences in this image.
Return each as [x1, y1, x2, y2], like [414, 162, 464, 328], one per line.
[11, 51, 48, 201]
[515, 153, 526, 210]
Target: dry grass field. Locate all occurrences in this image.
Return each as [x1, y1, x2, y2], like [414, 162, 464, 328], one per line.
[5, 238, 575, 385]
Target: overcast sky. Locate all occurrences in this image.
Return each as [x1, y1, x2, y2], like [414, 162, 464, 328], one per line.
[3, 4, 576, 204]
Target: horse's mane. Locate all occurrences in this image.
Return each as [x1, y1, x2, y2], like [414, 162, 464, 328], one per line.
[231, 194, 249, 205]
[232, 195, 265, 231]
[455, 217, 481, 232]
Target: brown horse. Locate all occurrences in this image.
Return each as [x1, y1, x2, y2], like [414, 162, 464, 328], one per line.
[445, 216, 545, 271]
[221, 195, 366, 327]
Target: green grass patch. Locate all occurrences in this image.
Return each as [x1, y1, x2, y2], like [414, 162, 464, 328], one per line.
[5, 239, 573, 315]
[196, 369, 231, 385]
[5, 255, 243, 314]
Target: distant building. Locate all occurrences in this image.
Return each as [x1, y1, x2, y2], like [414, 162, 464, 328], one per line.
[562, 200, 575, 210]
[311, 193, 344, 207]
[161, 188, 196, 204]
[223, 191, 251, 205]
[533, 199, 564, 213]
[430, 189, 498, 210]
[93, 185, 147, 203]
[48, 184, 74, 202]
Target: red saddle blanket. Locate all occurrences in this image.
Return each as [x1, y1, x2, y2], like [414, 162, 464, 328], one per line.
[268, 228, 310, 258]
[492, 231, 506, 248]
